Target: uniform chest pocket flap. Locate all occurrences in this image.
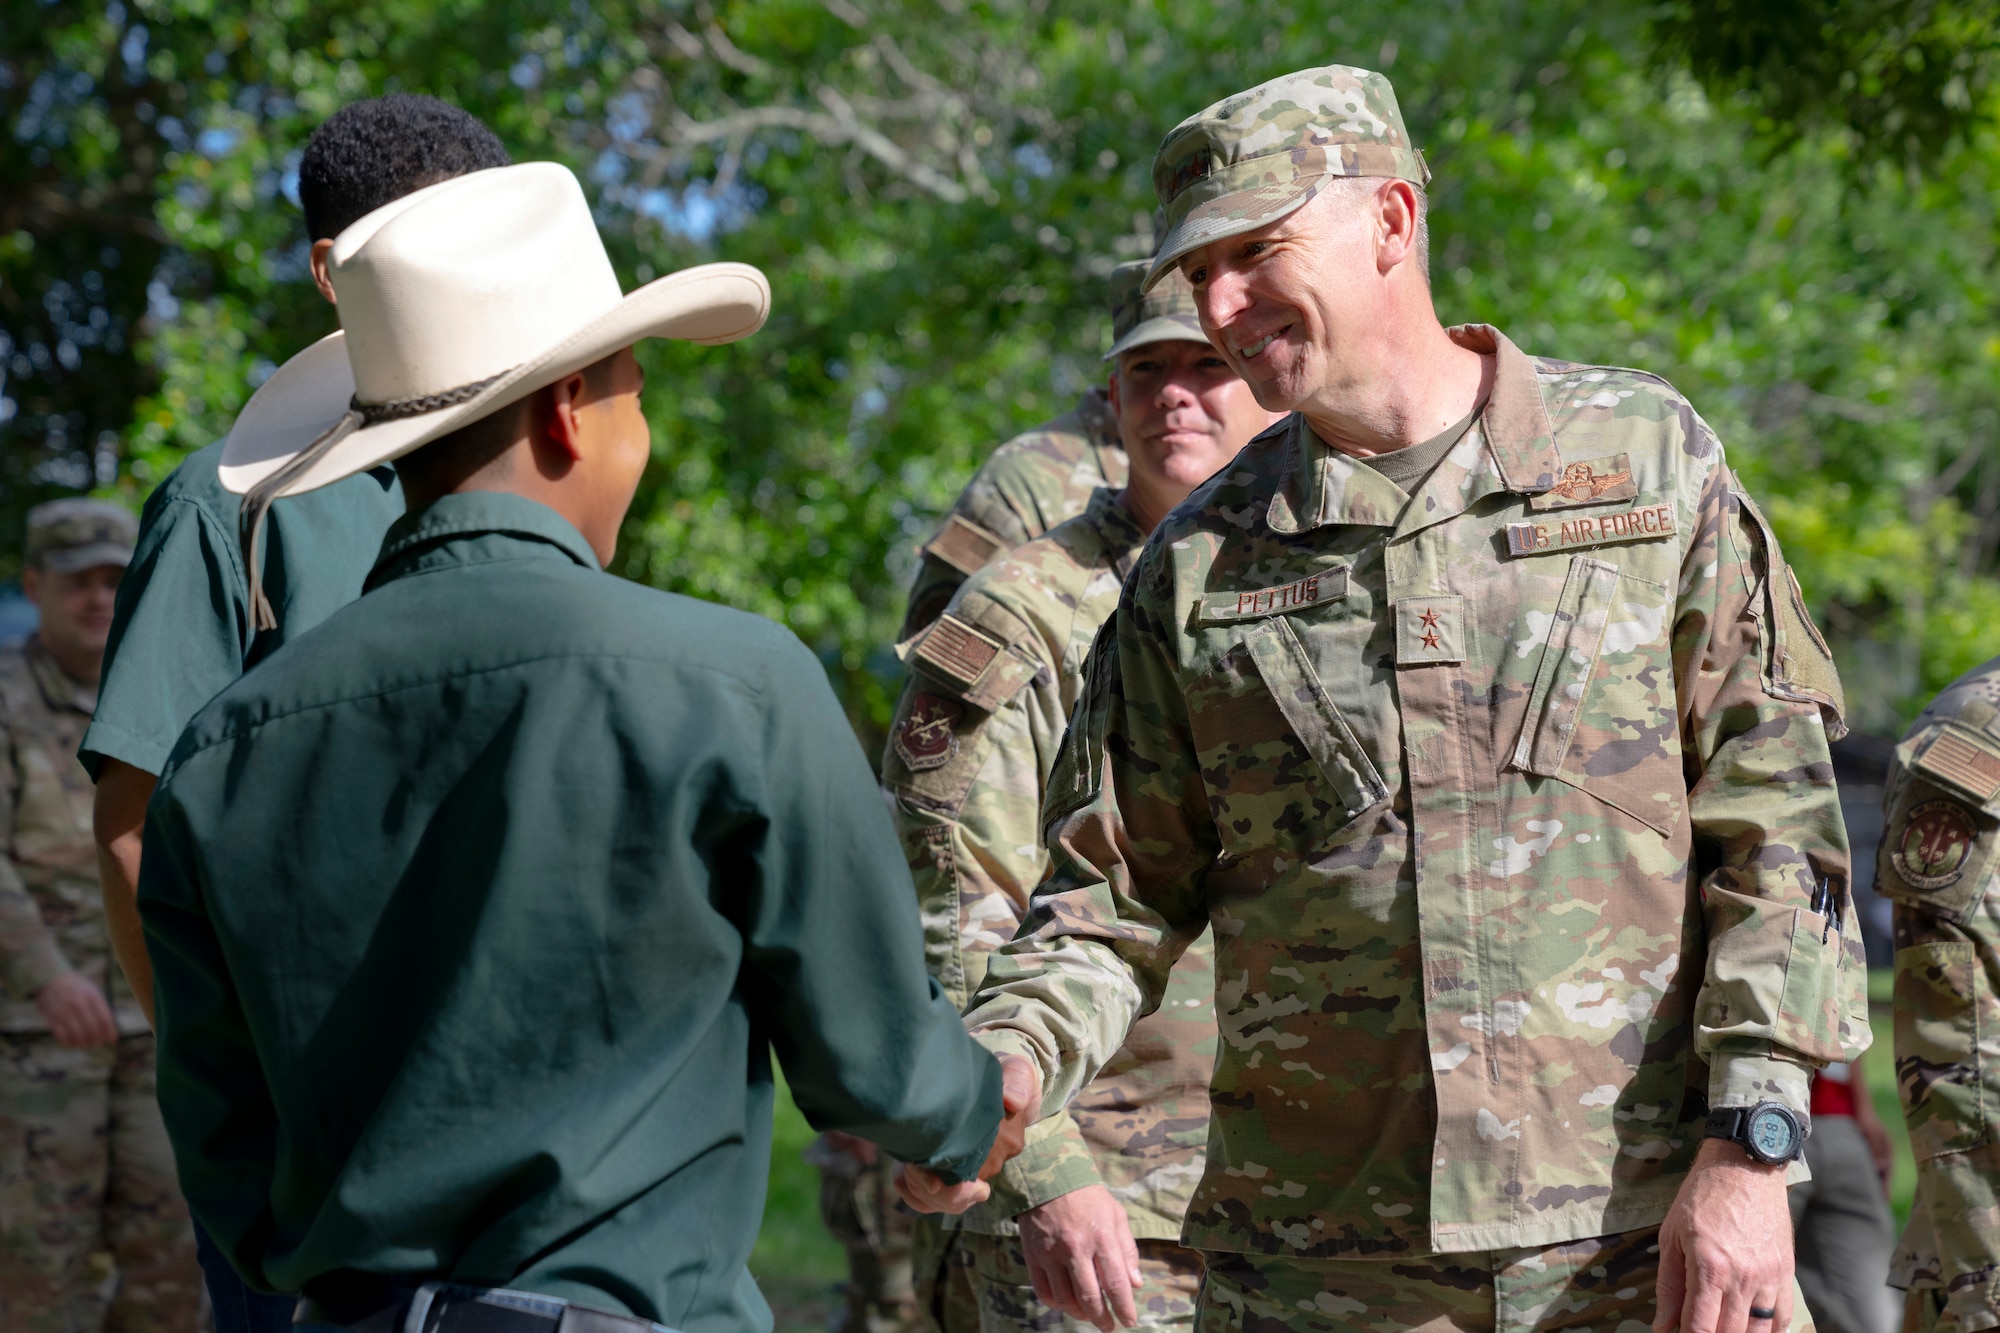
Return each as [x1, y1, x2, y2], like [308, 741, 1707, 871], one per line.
[1239, 615, 1387, 825]
[1512, 554, 1680, 834]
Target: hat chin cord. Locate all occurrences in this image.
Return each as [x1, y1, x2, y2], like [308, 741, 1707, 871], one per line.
[237, 370, 508, 631]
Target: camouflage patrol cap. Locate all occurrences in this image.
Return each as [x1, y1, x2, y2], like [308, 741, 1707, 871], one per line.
[25, 498, 136, 573]
[1104, 260, 1207, 361]
[1146, 65, 1428, 290]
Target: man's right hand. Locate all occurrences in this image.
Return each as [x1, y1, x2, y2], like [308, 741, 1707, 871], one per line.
[895, 1054, 1041, 1213]
[1020, 1184, 1143, 1331]
[36, 972, 118, 1047]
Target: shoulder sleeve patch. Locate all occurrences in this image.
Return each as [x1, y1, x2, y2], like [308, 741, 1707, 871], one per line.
[1732, 489, 1848, 741]
[1878, 756, 1995, 920]
[922, 514, 1006, 577]
[1914, 725, 2000, 808]
[905, 612, 1046, 711]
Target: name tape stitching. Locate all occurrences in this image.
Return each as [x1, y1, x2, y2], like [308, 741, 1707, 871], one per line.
[1200, 568, 1348, 622]
[1506, 502, 1676, 556]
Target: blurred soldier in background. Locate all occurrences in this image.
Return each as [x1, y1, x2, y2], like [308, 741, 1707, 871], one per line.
[1878, 663, 2000, 1333]
[905, 64, 1867, 1333]
[819, 219, 1143, 1333]
[883, 261, 1280, 1333]
[0, 499, 205, 1332]
[82, 94, 509, 1333]
[1790, 1062, 1897, 1333]
[896, 299, 1130, 638]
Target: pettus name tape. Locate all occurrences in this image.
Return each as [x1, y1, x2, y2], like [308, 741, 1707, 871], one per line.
[1199, 567, 1349, 623]
[1506, 502, 1676, 557]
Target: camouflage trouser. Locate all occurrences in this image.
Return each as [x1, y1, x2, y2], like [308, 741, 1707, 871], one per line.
[915, 1219, 1202, 1333]
[0, 1031, 206, 1333]
[807, 1132, 919, 1333]
[1197, 1227, 1814, 1333]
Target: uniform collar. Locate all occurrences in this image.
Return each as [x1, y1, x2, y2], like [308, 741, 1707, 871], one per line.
[1083, 485, 1147, 549]
[368, 491, 602, 591]
[1265, 324, 1561, 536]
[23, 635, 95, 715]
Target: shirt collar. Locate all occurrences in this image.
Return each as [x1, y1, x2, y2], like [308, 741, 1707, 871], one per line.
[1084, 485, 1147, 549]
[368, 491, 602, 591]
[1265, 324, 1562, 535]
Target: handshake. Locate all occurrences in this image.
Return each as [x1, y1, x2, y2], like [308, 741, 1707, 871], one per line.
[894, 1054, 1042, 1214]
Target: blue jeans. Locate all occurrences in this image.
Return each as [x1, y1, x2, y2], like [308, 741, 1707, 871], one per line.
[195, 1219, 298, 1333]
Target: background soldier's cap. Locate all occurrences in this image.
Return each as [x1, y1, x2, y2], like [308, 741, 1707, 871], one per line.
[1104, 259, 1207, 360]
[1147, 64, 1428, 290]
[25, 498, 137, 572]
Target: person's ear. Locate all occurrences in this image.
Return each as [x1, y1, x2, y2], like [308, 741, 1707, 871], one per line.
[310, 240, 337, 304]
[1376, 180, 1419, 276]
[19, 565, 40, 607]
[542, 371, 592, 464]
[1106, 371, 1122, 417]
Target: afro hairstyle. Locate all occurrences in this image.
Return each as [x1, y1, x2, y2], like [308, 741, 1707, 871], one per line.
[298, 93, 511, 242]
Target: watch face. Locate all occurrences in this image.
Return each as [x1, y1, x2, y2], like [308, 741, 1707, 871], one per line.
[1748, 1107, 1799, 1161]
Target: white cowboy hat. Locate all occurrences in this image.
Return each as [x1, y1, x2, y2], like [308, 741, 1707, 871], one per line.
[218, 161, 770, 500]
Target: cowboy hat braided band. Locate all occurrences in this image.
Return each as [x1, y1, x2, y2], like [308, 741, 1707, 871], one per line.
[240, 368, 515, 630]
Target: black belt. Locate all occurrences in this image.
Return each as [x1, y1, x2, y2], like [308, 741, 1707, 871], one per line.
[294, 1280, 672, 1333]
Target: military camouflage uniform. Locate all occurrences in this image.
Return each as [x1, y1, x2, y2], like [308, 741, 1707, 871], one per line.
[829, 294, 1131, 1333]
[0, 633, 205, 1332]
[888, 486, 1217, 1332]
[1881, 660, 2000, 1333]
[963, 321, 1866, 1327]
[899, 391, 1128, 640]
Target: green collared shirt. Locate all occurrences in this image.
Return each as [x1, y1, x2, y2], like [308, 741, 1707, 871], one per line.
[140, 491, 1003, 1330]
[80, 440, 403, 779]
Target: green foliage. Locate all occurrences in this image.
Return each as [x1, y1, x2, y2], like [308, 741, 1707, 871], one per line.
[1653, 0, 2000, 165]
[6, 0, 2000, 734]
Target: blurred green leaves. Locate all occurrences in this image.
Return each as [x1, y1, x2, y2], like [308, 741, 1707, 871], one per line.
[5, 0, 2000, 737]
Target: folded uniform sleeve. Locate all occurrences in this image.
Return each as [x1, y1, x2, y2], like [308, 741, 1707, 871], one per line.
[739, 631, 1003, 1184]
[965, 568, 1214, 1117]
[1675, 448, 1868, 1117]
[882, 598, 1105, 1210]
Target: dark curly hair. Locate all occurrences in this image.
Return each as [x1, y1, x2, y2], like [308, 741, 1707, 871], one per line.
[299, 94, 511, 242]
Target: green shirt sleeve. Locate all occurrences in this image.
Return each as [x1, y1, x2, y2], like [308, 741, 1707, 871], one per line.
[140, 780, 282, 1289]
[81, 495, 247, 780]
[738, 635, 1005, 1185]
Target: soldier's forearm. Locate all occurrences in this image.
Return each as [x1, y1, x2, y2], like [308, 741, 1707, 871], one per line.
[92, 758, 156, 1026]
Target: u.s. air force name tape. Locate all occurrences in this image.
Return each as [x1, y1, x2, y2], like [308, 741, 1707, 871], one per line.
[1505, 502, 1676, 557]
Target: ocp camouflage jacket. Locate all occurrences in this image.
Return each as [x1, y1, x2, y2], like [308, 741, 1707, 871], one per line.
[966, 325, 1869, 1258]
[887, 487, 1216, 1239]
[900, 390, 1128, 640]
[0, 636, 146, 1034]
[1883, 658, 2000, 1332]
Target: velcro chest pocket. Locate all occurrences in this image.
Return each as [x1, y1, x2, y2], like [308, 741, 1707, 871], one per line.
[1512, 553, 1681, 833]
[1176, 608, 1384, 844]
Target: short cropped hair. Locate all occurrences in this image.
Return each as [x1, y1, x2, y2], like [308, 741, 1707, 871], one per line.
[299, 94, 510, 242]
[1320, 175, 1431, 282]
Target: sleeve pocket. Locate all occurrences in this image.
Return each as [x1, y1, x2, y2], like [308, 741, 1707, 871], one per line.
[1895, 940, 1991, 1161]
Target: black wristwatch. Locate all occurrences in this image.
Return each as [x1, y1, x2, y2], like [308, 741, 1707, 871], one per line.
[1705, 1102, 1809, 1165]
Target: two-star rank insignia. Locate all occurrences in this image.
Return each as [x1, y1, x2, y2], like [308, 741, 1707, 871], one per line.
[893, 693, 964, 772]
[1529, 454, 1639, 511]
[1394, 596, 1465, 665]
